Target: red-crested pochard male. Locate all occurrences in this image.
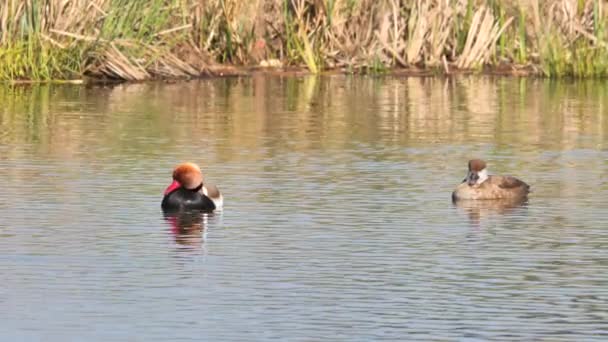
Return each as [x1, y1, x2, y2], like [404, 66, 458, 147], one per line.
[161, 162, 223, 212]
[452, 159, 530, 201]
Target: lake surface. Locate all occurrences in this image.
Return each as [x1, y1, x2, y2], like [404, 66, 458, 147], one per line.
[0, 76, 607, 341]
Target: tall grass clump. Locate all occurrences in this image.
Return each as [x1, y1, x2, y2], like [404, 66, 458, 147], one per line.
[536, 0, 608, 77]
[0, 0, 205, 81]
[1, 0, 608, 81]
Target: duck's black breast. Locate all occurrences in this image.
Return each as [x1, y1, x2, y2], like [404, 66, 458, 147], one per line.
[161, 188, 216, 212]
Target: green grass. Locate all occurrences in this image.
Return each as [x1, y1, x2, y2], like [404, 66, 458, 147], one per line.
[517, 5, 527, 65]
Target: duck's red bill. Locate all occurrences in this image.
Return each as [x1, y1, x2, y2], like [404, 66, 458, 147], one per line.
[164, 180, 181, 195]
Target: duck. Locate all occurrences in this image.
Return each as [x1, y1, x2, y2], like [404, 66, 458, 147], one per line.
[452, 159, 530, 201]
[161, 162, 223, 212]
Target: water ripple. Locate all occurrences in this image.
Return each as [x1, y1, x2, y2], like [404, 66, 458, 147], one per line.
[0, 77, 607, 341]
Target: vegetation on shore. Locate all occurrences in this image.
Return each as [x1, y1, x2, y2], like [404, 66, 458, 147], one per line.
[0, 0, 607, 81]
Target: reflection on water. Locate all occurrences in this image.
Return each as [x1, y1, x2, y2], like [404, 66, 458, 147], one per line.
[454, 198, 529, 228]
[164, 212, 218, 249]
[0, 76, 607, 341]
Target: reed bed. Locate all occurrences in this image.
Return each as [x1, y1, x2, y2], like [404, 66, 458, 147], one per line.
[0, 0, 607, 81]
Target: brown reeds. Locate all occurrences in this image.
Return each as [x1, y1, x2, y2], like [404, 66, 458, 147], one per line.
[0, 0, 607, 81]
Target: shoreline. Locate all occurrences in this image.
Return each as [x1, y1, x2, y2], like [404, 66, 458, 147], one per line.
[2, 63, 553, 85]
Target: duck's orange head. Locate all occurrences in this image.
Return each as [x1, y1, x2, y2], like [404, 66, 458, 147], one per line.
[164, 162, 203, 195]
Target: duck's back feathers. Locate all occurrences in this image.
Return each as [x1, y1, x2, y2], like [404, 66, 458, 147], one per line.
[496, 175, 530, 191]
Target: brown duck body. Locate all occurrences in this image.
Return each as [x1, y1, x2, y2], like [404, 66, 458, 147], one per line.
[452, 175, 530, 201]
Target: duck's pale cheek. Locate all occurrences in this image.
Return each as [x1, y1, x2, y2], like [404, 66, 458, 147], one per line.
[164, 180, 181, 195]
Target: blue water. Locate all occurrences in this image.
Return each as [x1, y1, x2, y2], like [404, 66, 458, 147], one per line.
[0, 76, 607, 341]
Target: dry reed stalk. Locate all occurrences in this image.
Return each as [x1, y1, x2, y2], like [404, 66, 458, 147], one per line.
[426, 1, 455, 66]
[106, 43, 150, 81]
[375, 0, 407, 67]
[325, 0, 383, 68]
[405, 0, 427, 64]
[456, 6, 513, 69]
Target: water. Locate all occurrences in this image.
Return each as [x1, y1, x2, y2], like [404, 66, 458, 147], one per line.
[0, 76, 607, 341]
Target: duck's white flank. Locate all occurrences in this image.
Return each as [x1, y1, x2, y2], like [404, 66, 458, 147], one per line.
[202, 186, 223, 210]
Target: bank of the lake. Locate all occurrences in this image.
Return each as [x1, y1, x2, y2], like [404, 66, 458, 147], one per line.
[1, 0, 607, 82]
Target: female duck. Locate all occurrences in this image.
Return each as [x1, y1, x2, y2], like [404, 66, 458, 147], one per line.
[452, 159, 530, 201]
[161, 162, 223, 212]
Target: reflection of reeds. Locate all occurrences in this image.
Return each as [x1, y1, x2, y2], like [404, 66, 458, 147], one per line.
[1, 1, 608, 80]
[1, 76, 606, 159]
